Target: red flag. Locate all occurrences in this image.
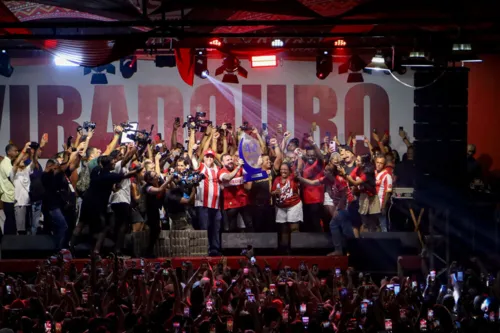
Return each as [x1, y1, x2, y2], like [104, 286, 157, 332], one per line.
[175, 48, 195, 86]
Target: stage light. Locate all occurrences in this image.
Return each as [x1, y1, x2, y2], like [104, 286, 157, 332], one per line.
[271, 39, 284, 48]
[83, 64, 115, 84]
[334, 39, 346, 47]
[347, 73, 364, 83]
[120, 56, 137, 79]
[215, 55, 248, 84]
[451, 43, 482, 63]
[401, 51, 434, 67]
[155, 55, 176, 68]
[251, 55, 277, 68]
[339, 55, 366, 83]
[54, 56, 79, 67]
[0, 52, 13, 77]
[365, 51, 389, 72]
[195, 51, 209, 79]
[209, 38, 222, 47]
[316, 52, 332, 80]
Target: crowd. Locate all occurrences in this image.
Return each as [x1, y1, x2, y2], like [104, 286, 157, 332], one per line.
[0, 251, 499, 333]
[0, 108, 439, 257]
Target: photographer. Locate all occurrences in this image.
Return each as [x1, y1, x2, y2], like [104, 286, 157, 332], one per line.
[167, 163, 197, 231]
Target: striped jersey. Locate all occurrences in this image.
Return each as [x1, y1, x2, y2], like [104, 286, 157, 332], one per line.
[194, 163, 220, 209]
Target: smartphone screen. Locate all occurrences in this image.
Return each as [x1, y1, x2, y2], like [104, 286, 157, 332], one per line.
[329, 140, 336, 151]
[300, 303, 306, 315]
[245, 288, 251, 295]
[45, 321, 52, 333]
[243, 268, 249, 275]
[394, 284, 400, 295]
[412, 281, 417, 288]
[361, 302, 368, 314]
[430, 270, 436, 281]
[247, 294, 256, 302]
[355, 135, 364, 141]
[457, 271, 463, 282]
[184, 307, 190, 317]
[60, 288, 66, 295]
[420, 319, 427, 331]
[302, 316, 309, 328]
[428, 309, 434, 320]
[227, 318, 234, 332]
[326, 131, 331, 137]
[206, 300, 213, 312]
[82, 292, 88, 303]
[282, 310, 288, 322]
[385, 319, 393, 330]
[335, 268, 341, 277]
[262, 123, 268, 131]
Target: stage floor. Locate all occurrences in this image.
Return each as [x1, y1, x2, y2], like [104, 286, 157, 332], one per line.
[0, 256, 348, 273]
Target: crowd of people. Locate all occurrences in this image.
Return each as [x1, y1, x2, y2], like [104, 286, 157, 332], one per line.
[0, 251, 499, 333]
[0, 110, 421, 257]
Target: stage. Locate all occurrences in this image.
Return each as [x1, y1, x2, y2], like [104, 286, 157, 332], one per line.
[0, 255, 349, 273]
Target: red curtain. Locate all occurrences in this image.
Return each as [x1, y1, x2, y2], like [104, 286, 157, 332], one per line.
[175, 48, 195, 86]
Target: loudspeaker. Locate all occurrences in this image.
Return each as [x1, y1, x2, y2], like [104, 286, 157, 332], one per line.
[0, 235, 56, 259]
[222, 233, 278, 255]
[360, 232, 420, 254]
[348, 237, 402, 273]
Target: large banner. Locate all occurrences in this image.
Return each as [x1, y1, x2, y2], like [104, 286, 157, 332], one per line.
[0, 59, 415, 157]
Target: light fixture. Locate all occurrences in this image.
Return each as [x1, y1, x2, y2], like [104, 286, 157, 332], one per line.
[0, 52, 14, 77]
[251, 55, 277, 68]
[338, 55, 366, 83]
[83, 64, 115, 85]
[401, 51, 434, 67]
[316, 50, 332, 80]
[120, 56, 137, 78]
[334, 39, 346, 47]
[215, 55, 248, 83]
[209, 39, 222, 47]
[451, 43, 482, 63]
[195, 50, 209, 79]
[365, 51, 390, 72]
[271, 39, 284, 48]
[54, 56, 79, 67]
[155, 54, 176, 68]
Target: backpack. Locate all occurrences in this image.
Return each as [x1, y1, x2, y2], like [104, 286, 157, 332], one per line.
[76, 162, 90, 196]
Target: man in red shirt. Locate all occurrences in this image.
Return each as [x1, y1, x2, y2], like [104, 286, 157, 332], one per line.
[218, 154, 253, 232]
[299, 137, 325, 232]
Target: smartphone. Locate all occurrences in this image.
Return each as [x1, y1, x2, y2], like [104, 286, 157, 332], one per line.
[399, 126, 404, 131]
[45, 321, 52, 333]
[206, 300, 213, 312]
[440, 285, 447, 293]
[250, 257, 256, 265]
[82, 292, 88, 304]
[270, 284, 276, 294]
[299, 261, 306, 271]
[457, 271, 463, 282]
[55, 323, 62, 333]
[420, 319, 427, 331]
[243, 267, 249, 275]
[302, 316, 309, 328]
[428, 309, 434, 320]
[245, 288, 251, 295]
[60, 288, 66, 295]
[209, 324, 216, 333]
[412, 281, 417, 288]
[326, 131, 331, 137]
[385, 319, 393, 331]
[355, 135, 364, 141]
[247, 294, 256, 302]
[175, 117, 180, 123]
[394, 284, 400, 295]
[335, 268, 341, 277]
[184, 307, 190, 317]
[172, 322, 180, 333]
[387, 284, 394, 291]
[262, 123, 268, 131]
[361, 302, 368, 314]
[329, 140, 336, 151]
[400, 308, 407, 319]
[227, 318, 234, 332]
[300, 303, 306, 315]
[140, 259, 145, 267]
[430, 270, 436, 281]
[6, 285, 12, 294]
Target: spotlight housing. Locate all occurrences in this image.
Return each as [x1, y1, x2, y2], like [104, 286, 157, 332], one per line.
[209, 39, 222, 47]
[271, 39, 284, 48]
[365, 51, 390, 72]
[316, 51, 332, 80]
[195, 50, 208, 79]
[120, 56, 137, 79]
[401, 51, 434, 67]
[215, 55, 248, 84]
[155, 55, 176, 68]
[451, 43, 482, 63]
[0, 52, 14, 77]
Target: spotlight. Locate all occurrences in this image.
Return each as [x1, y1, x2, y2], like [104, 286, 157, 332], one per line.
[54, 56, 79, 67]
[316, 51, 332, 80]
[271, 39, 284, 48]
[83, 64, 115, 85]
[215, 55, 248, 84]
[209, 39, 222, 47]
[0, 52, 14, 77]
[339, 55, 366, 83]
[365, 51, 389, 72]
[451, 43, 482, 63]
[120, 56, 137, 79]
[155, 55, 176, 68]
[401, 51, 434, 67]
[334, 39, 346, 47]
[195, 51, 208, 79]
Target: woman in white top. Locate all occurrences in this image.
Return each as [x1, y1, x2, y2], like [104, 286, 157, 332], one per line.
[10, 142, 36, 234]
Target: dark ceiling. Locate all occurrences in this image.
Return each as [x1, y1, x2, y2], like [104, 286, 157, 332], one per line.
[1, 0, 500, 65]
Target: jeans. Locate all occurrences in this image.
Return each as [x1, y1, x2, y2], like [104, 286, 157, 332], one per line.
[111, 203, 132, 253]
[2, 201, 16, 235]
[50, 208, 68, 250]
[31, 201, 42, 234]
[379, 208, 388, 232]
[14, 205, 30, 233]
[329, 209, 354, 253]
[197, 207, 221, 255]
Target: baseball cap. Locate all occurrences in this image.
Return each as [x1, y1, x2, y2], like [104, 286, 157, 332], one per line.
[204, 149, 215, 157]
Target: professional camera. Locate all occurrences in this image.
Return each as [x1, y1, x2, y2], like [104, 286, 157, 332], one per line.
[127, 129, 151, 145]
[182, 111, 212, 132]
[216, 123, 232, 132]
[172, 170, 206, 193]
[29, 141, 40, 150]
[240, 121, 251, 131]
[82, 121, 96, 131]
[119, 122, 134, 130]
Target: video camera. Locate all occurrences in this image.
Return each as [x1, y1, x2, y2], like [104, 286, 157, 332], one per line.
[127, 129, 152, 145]
[182, 111, 212, 132]
[172, 170, 206, 194]
[82, 121, 96, 131]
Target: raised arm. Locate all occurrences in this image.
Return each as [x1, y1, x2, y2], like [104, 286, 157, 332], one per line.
[270, 138, 282, 172]
[13, 142, 30, 174]
[220, 159, 244, 182]
[102, 125, 123, 156]
[171, 118, 181, 150]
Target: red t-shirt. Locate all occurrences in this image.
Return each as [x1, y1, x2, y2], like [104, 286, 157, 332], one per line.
[272, 176, 301, 208]
[321, 175, 354, 207]
[301, 160, 324, 204]
[218, 167, 248, 210]
[353, 168, 376, 197]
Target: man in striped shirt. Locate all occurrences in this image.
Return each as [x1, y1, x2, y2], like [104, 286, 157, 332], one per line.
[375, 155, 393, 232]
[195, 149, 222, 255]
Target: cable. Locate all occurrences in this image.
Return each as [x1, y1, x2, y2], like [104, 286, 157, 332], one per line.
[389, 70, 446, 90]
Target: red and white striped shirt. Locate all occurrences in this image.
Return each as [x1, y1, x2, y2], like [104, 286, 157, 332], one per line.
[195, 163, 220, 209]
[376, 169, 393, 207]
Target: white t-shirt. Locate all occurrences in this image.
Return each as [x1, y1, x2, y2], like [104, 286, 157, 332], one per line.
[109, 160, 131, 205]
[10, 165, 31, 207]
